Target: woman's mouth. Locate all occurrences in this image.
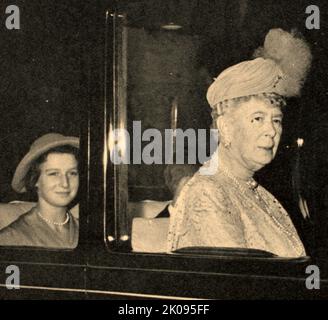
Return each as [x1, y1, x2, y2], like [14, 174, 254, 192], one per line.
[258, 144, 274, 149]
[258, 146, 274, 153]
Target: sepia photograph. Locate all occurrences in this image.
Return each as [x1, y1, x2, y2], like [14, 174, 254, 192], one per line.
[0, 0, 328, 302]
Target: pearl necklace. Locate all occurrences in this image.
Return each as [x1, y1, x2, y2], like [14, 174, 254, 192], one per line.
[219, 164, 303, 253]
[219, 164, 260, 199]
[37, 210, 70, 226]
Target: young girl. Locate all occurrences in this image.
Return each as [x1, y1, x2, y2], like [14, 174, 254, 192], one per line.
[0, 133, 79, 248]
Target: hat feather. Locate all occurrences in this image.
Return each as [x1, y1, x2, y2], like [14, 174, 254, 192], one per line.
[254, 28, 312, 96]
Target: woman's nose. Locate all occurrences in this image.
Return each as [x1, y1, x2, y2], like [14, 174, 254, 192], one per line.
[264, 120, 276, 137]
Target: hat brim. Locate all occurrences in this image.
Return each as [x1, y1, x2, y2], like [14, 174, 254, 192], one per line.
[12, 137, 79, 193]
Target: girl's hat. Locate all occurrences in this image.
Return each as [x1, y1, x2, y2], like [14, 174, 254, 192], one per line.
[12, 133, 79, 193]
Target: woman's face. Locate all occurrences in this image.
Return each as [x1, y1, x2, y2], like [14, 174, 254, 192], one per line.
[224, 97, 283, 172]
[36, 152, 79, 208]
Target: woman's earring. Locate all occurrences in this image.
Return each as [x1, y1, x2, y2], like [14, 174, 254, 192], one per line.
[224, 140, 231, 148]
[224, 141, 231, 148]
[222, 135, 231, 148]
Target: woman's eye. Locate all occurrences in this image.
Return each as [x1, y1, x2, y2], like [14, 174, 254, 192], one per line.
[273, 119, 282, 125]
[251, 117, 263, 123]
[69, 171, 79, 176]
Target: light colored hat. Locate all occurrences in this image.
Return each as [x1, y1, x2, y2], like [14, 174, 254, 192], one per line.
[207, 28, 312, 108]
[12, 133, 79, 193]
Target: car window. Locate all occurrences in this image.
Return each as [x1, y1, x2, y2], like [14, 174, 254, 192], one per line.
[0, 2, 82, 249]
[105, 0, 328, 260]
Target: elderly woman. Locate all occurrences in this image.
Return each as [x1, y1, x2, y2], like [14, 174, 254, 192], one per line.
[0, 133, 79, 248]
[167, 29, 312, 257]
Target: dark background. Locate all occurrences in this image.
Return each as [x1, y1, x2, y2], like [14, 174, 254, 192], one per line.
[1, 0, 328, 253]
[1, 0, 88, 200]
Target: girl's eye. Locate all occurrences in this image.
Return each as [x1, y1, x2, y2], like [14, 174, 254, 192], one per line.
[48, 172, 59, 176]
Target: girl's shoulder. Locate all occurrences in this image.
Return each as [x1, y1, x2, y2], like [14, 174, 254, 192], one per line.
[2, 208, 35, 230]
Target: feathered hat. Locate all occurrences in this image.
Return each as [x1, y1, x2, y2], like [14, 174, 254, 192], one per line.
[206, 28, 312, 109]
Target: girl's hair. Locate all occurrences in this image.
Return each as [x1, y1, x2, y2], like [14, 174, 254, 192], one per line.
[211, 92, 286, 131]
[24, 145, 79, 195]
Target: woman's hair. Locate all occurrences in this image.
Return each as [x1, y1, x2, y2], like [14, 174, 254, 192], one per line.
[211, 92, 286, 131]
[24, 145, 79, 195]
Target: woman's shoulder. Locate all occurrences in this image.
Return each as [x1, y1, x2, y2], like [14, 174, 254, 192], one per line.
[179, 170, 230, 210]
[187, 169, 226, 193]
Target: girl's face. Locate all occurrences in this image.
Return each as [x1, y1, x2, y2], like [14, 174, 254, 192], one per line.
[36, 152, 79, 208]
